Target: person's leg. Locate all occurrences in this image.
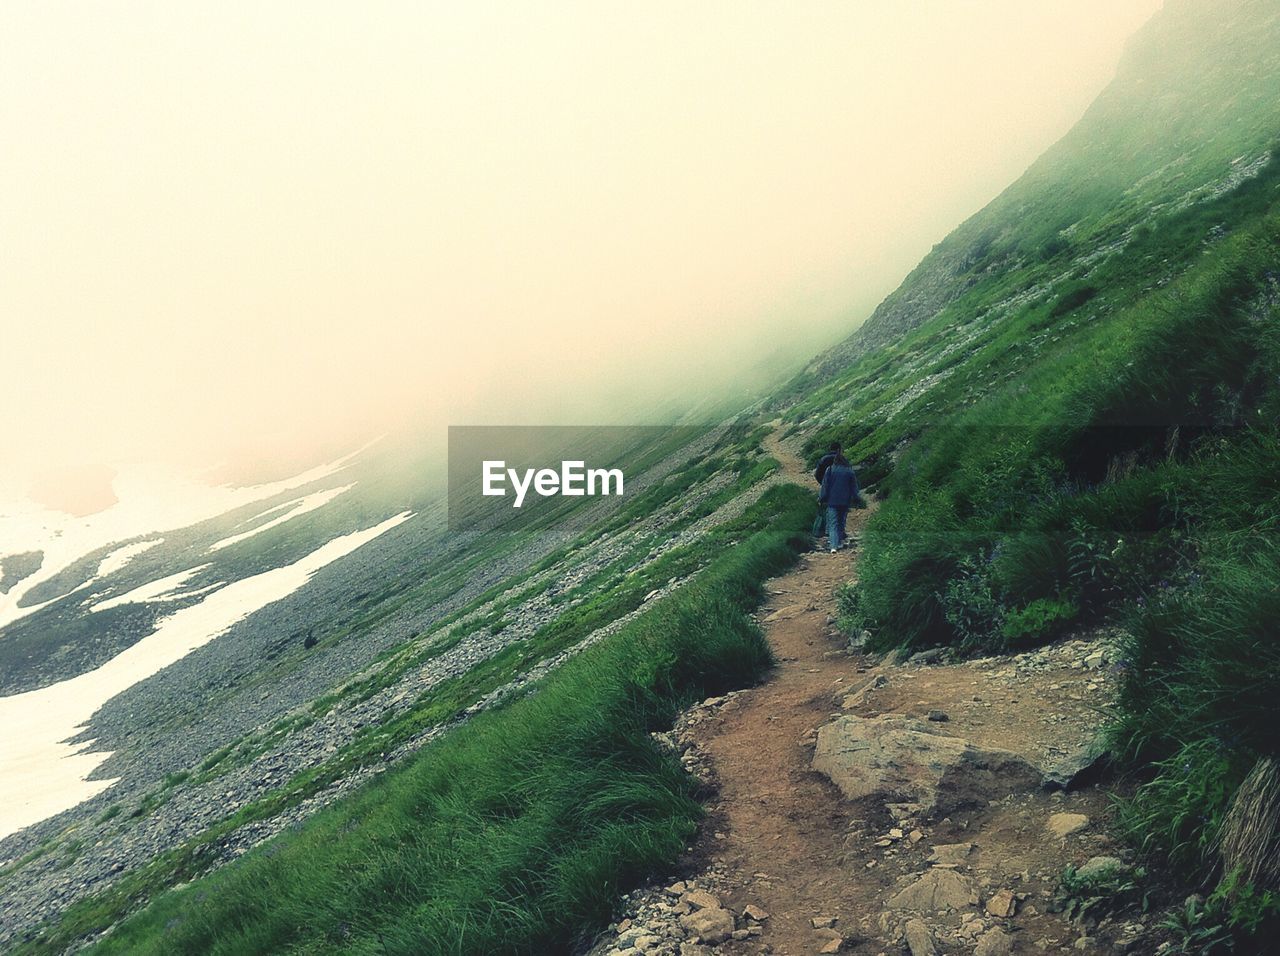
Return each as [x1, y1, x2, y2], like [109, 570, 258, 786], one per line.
[826, 506, 841, 551]
[837, 506, 849, 547]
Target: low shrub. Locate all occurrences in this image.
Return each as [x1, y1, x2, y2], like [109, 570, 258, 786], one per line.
[1000, 597, 1078, 647]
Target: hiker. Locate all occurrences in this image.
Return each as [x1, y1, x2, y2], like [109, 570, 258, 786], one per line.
[813, 442, 841, 485]
[819, 452, 860, 552]
[811, 442, 842, 538]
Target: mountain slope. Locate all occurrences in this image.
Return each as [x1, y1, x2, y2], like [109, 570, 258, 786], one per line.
[5, 1, 1279, 953]
[774, 0, 1280, 942]
[801, 0, 1277, 384]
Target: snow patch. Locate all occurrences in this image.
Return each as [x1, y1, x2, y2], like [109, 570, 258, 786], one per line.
[0, 511, 414, 840]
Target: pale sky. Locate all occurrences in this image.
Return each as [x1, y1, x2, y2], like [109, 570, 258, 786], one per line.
[1, 1, 1163, 491]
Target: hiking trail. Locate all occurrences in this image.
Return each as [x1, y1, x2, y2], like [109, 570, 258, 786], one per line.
[593, 429, 1143, 956]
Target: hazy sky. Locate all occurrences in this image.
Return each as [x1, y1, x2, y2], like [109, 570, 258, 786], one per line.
[1, 1, 1163, 489]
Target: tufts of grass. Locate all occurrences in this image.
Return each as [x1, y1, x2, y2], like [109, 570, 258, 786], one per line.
[17, 485, 812, 956]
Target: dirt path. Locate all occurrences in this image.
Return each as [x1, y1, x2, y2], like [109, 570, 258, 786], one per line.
[762, 428, 815, 486]
[594, 430, 1141, 956]
[690, 431, 887, 951]
[694, 545, 881, 951]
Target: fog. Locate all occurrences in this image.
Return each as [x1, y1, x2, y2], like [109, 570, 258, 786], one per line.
[1, 1, 1162, 499]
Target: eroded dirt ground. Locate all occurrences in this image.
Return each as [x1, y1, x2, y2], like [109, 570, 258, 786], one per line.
[591, 437, 1150, 956]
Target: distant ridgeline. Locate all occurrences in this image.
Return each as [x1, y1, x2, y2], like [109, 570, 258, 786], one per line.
[777, 0, 1280, 937]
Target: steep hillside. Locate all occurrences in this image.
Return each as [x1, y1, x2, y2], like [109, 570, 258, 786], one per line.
[809, 0, 1280, 370]
[0, 422, 803, 952]
[4, 2, 1278, 954]
[775, 0, 1280, 946]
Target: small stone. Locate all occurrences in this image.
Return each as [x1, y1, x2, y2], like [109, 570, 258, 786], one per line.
[888, 869, 979, 912]
[903, 918, 937, 956]
[928, 842, 975, 866]
[927, 710, 949, 722]
[1047, 812, 1089, 838]
[682, 889, 721, 911]
[910, 648, 946, 664]
[819, 939, 844, 954]
[743, 904, 770, 922]
[731, 929, 750, 940]
[1076, 855, 1125, 880]
[1076, 938, 1096, 951]
[909, 830, 924, 844]
[985, 888, 1017, 918]
[667, 882, 687, 896]
[679, 906, 735, 945]
[812, 916, 838, 928]
[974, 927, 1014, 956]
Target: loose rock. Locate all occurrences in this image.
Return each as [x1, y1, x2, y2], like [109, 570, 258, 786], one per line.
[1046, 813, 1089, 839]
[888, 869, 980, 912]
[813, 716, 1040, 813]
[903, 917, 938, 956]
[679, 906, 735, 945]
[985, 888, 1017, 918]
[974, 926, 1014, 956]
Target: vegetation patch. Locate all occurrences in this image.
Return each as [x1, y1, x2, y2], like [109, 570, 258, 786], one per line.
[13, 485, 812, 955]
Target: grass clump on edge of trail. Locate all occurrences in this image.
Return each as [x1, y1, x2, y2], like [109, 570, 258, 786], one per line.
[78, 483, 813, 956]
[817, 206, 1280, 936]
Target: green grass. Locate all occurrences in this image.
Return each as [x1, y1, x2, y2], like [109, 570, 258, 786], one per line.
[782, 7, 1280, 937]
[822, 210, 1280, 932]
[14, 484, 812, 956]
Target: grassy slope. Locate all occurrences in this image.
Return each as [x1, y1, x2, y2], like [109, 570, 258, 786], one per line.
[71, 485, 811, 956]
[774, 0, 1280, 937]
[12, 447, 808, 956]
[17, 2, 1280, 950]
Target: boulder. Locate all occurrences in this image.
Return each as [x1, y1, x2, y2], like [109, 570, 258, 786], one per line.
[888, 869, 980, 912]
[813, 716, 1040, 813]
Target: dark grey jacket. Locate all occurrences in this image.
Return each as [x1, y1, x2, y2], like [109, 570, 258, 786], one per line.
[820, 462, 860, 508]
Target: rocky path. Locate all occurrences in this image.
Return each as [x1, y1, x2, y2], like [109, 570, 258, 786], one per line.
[592, 432, 1151, 956]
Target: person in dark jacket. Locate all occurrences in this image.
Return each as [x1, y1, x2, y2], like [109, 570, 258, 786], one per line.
[811, 442, 842, 538]
[819, 454, 860, 552]
[814, 442, 842, 485]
